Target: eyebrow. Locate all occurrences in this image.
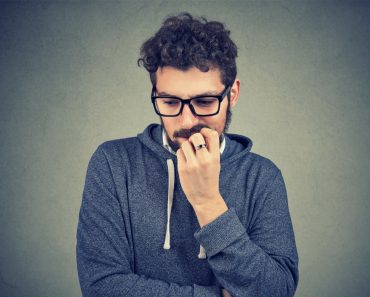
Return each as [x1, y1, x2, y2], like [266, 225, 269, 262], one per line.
[156, 89, 222, 97]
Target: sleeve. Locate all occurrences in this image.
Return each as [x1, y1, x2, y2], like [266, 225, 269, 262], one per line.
[194, 170, 299, 297]
[76, 145, 221, 297]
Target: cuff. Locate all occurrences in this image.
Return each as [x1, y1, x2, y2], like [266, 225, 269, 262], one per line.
[194, 208, 246, 257]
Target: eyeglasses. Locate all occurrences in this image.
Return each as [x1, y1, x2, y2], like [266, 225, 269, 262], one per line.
[151, 86, 231, 117]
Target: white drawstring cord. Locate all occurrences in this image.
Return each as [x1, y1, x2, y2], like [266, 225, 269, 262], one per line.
[198, 245, 207, 259]
[164, 159, 175, 250]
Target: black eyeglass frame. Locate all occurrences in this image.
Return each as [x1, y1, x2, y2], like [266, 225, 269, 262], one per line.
[151, 85, 231, 117]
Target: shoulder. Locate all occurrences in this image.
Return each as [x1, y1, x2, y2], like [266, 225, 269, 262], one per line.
[96, 136, 141, 156]
[248, 152, 281, 173]
[86, 136, 141, 169]
[241, 152, 283, 190]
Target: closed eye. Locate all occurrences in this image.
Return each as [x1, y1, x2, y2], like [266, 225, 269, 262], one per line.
[163, 99, 180, 105]
[193, 98, 217, 106]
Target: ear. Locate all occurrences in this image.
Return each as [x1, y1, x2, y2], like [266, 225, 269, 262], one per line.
[229, 78, 240, 108]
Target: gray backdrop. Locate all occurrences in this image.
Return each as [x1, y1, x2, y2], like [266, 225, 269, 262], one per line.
[1, 1, 369, 297]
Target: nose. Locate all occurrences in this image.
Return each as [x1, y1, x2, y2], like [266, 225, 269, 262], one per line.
[179, 103, 199, 129]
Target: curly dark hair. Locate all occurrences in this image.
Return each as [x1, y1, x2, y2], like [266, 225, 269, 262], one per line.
[137, 12, 238, 87]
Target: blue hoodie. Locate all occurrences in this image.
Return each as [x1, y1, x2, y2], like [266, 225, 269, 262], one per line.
[76, 123, 299, 297]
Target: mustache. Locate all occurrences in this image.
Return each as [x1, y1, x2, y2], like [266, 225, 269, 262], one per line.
[173, 124, 210, 139]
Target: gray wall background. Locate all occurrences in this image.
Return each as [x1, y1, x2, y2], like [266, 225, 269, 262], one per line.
[1, 1, 369, 296]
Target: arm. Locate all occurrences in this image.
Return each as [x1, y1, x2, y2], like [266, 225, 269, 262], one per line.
[76, 146, 221, 297]
[194, 170, 299, 297]
[177, 128, 298, 297]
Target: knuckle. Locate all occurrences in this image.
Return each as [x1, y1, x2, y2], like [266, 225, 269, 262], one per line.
[210, 130, 219, 137]
[190, 133, 202, 142]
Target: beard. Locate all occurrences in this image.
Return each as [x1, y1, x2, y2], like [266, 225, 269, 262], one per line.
[161, 103, 233, 152]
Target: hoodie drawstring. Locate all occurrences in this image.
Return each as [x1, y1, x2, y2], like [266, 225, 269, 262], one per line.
[198, 245, 207, 259]
[163, 159, 207, 259]
[164, 159, 175, 250]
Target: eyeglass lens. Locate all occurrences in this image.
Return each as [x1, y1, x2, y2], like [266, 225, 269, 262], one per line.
[155, 97, 219, 116]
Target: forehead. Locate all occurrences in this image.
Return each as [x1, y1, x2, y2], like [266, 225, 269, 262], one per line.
[155, 66, 224, 96]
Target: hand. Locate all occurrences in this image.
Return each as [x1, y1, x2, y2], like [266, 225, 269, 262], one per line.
[222, 288, 232, 297]
[176, 128, 228, 226]
[176, 127, 220, 206]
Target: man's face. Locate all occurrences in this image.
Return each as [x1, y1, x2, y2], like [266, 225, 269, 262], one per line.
[155, 66, 239, 152]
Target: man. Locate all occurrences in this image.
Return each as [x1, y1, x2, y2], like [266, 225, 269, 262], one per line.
[76, 13, 299, 297]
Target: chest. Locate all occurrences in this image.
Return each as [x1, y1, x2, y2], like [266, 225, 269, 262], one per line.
[122, 158, 256, 284]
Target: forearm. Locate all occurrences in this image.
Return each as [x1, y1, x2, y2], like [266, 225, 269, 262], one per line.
[210, 237, 297, 297]
[77, 265, 221, 297]
[77, 210, 221, 297]
[194, 208, 299, 297]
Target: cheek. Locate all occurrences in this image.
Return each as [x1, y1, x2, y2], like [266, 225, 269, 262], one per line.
[206, 104, 228, 132]
[203, 115, 224, 133]
[220, 99, 229, 113]
[162, 118, 177, 136]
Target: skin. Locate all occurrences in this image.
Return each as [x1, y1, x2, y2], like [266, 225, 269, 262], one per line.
[155, 66, 240, 228]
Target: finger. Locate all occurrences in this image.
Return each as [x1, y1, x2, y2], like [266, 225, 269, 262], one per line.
[176, 148, 186, 170]
[200, 128, 220, 155]
[188, 133, 209, 157]
[180, 140, 197, 164]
